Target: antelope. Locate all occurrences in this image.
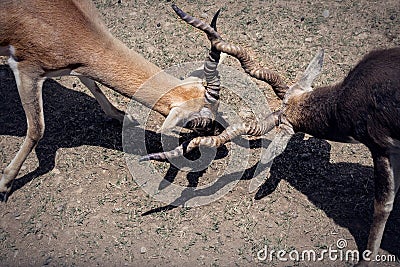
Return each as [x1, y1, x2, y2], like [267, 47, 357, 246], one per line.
[142, 5, 400, 266]
[0, 0, 223, 200]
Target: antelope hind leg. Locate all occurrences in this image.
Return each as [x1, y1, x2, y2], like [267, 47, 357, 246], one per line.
[356, 152, 398, 266]
[0, 61, 45, 200]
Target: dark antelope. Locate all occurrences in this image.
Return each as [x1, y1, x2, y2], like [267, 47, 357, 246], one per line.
[0, 0, 223, 199]
[142, 5, 400, 266]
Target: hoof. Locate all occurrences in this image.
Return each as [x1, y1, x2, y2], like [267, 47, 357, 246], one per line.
[0, 180, 13, 202]
[0, 192, 9, 202]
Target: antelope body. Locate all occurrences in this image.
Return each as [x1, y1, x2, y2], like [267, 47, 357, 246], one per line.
[143, 6, 400, 266]
[0, 0, 222, 198]
[285, 48, 400, 146]
[284, 49, 400, 266]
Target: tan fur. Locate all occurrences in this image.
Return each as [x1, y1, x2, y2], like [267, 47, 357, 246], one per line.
[0, 0, 205, 115]
[0, 0, 207, 197]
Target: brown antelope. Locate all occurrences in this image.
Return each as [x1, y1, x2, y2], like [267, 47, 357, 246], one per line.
[142, 5, 400, 266]
[0, 0, 223, 200]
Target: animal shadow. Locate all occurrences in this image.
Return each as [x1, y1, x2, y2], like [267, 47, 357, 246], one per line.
[257, 135, 400, 259]
[2, 64, 399, 259]
[0, 63, 228, 200]
[0, 64, 173, 198]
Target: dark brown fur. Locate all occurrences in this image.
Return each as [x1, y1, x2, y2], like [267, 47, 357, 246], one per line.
[0, 1, 217, 200]
[285, 47, 400, 150]
[154, 10, 400, 264]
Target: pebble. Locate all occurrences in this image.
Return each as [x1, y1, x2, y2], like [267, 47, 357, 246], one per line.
[200, 13, 209, 19]
[322, 10, 330, 18]
[56, 203, 65, 212]
[140, 247, 147, 254]
[43, 257, 53, 265]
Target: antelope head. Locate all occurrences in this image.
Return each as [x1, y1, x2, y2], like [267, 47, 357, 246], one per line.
[141, 7, 400, 266]
[160, 6, 223, 133]
[140, 5, 325, 164]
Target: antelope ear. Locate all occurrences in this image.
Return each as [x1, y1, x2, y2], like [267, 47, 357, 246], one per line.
[297, 49, 324, 90]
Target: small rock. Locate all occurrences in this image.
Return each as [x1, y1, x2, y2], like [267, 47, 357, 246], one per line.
[146, 45, 156, 54]
[43, 256, 52, 265]
[56, 203, 65, 212]
[356, 32, 369, 40]
[305, 37, 313, 43]
[239, 110, 253, 120]
[140, 247, 147, 254]
[200, 13, 209, 19]
[322, 9, 330, 18]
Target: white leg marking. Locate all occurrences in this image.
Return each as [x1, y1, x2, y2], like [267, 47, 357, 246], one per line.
[8, 57, 21, 88]
[362, 154, 396, 266]
[390, 145, 400, 193]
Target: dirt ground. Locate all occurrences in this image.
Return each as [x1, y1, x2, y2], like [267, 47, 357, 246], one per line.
[1, 0, 400, 266]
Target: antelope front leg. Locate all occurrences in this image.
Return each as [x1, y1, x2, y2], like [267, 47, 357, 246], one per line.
[78, 76, 126, 123]
[0, 62, 45, 200]
[357, 153, 397, 266]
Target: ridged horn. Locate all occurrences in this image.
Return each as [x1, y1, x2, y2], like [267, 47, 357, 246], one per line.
[139, 111, 280, 162]
[172, 4, 289, 100]
[172, 4, 222, 129]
